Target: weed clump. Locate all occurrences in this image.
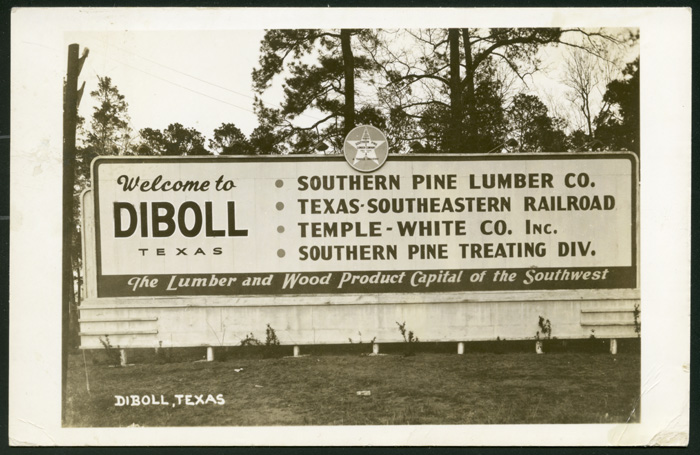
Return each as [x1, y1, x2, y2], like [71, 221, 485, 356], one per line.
[239, 324, 282, 359]
[396, 321, 419, 356]
[535, 316, 552, 353]
[241, 333, 262, 346]
[262, 324, 280, 358]
[98, 335, 121, 367]
[633, 303, 641, 337]
[348, 331, 376, 348]
[265, 324, 280, 346]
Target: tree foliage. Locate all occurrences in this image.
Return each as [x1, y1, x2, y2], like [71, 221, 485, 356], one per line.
[76, 76, 132, 187]
[366, 28, 568, 153]
[365, 27, 630, 154]
[135, 123, 211, 156]
[209, 123, 253, 155]
[562, 48, 600, 139]
[72, 75, 133, 318]
[77, 28, 638, 160]
[507, 94, 567, 153]
[85, 76, 132, 156]
[594, 58, 640, 154]
[252, 29, 381, 154]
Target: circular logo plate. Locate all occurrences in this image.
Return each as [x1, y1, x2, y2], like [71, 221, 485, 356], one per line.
[343, 125, 389, 173]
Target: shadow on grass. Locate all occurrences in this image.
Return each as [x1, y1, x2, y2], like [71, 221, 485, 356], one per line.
[82, 338, 640, 366]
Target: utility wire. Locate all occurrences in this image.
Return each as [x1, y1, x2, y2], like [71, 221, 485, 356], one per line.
[97, 36, 325, 122]
[104, 39, 261, 102]
[109, 57, 259, 116]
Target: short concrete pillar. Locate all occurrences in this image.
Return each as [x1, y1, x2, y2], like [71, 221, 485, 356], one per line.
[372, 343, 379, 355]
[119, 349, 128, 366]
[535, 341, 544, 354]
[206, 346, 215, 361]
[610, 339, 618, 355]
[293, 345, 300, 357]
[457, 342, 465, 355]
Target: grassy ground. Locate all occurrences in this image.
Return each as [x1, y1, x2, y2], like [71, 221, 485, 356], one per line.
[65, 343, 640, 427]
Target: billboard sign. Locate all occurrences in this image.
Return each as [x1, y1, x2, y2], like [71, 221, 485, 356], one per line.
[92, 153, 637, 297]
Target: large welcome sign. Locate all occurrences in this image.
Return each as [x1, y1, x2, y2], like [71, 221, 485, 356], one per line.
[92, 153, 637, 297]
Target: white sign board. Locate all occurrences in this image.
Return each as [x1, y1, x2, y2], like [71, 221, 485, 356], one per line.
[93, 153, 637, 297]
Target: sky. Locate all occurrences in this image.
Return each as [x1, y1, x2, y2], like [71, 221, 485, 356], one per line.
[68, 30, 269, 139]
[66, 29, 638, 143]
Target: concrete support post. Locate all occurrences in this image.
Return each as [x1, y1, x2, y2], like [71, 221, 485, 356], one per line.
[207, 346, 215, 361]
[372, 343, 379, 355]
[610, 339, 618, 355]
[119, 349, 128, 366]
[457, 342, 465, 355]
[293, 345, 300, 357]
[535, 341, 544, 354]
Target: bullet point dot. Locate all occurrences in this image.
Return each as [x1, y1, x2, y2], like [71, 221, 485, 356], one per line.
[277, 249, 286, 258]
[277, 225, 285, 233]
[276, 202, 284, 210]
[275, 179, 284, 188]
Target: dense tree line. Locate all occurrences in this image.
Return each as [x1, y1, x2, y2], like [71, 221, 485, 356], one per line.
[76, 27, 639, 165]
[248, 27, 638, 155]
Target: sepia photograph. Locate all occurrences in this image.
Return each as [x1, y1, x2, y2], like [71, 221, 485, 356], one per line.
[8, 7, 690, 446]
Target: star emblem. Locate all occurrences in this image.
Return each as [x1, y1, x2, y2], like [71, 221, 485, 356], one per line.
[347, 127, 385, 166]
[343, 125, 389, 172]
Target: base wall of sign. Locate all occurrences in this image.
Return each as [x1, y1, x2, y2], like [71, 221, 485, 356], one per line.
[78, 295, 639, 349]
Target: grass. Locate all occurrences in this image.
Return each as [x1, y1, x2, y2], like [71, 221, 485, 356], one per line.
[65, 347, 640, 427]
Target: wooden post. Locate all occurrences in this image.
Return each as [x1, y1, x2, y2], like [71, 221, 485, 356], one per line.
[340, 29, 355, 134]
[293, 345, 300, 357]
[372, 343, 379, 355]
[610, 339, 618, 355]
[62, 43, 88, 424]
[207, 347, 215, 361]
[119, 349, 128, 367]
[457, 342, 465, 355]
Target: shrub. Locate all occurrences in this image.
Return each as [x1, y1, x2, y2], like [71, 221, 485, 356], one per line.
[265, 324, 280, 346]
[240, 333, 262, 346]
[263, 324, 281, 359]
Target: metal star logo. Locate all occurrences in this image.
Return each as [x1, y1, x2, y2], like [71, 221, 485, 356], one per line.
[343, 125, 389, 172]
[347, 127, 384, 165]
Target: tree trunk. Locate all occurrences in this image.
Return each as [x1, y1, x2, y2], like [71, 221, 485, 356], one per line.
[462, 29, 477, 150]
[583, 95, 593, 140]
[448, 28, 463, 153]
[340, 29, 355, 135]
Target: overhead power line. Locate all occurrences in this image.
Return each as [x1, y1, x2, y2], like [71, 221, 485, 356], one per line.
[109, 57, 258, 116]
[96, 36, 324, 122]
